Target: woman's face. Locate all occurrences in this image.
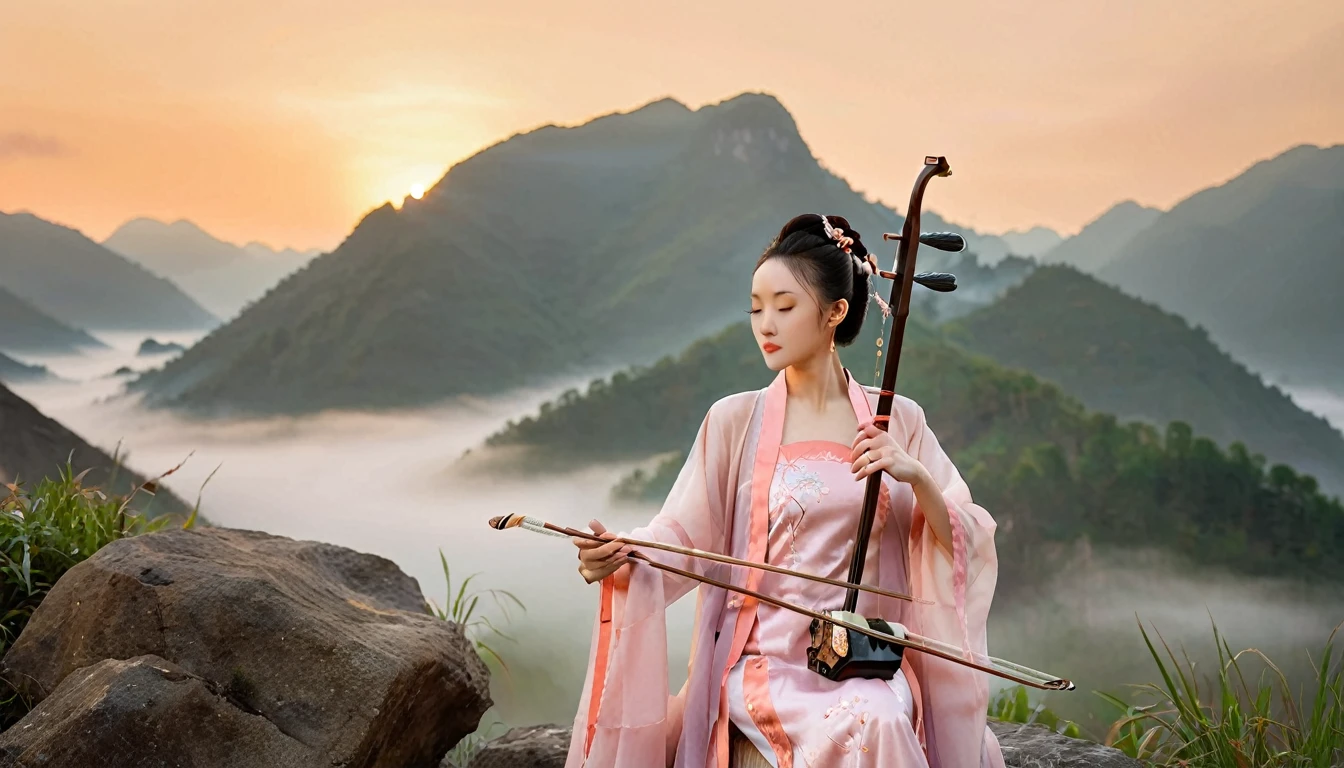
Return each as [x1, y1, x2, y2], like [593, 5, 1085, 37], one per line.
[750, 258, 846, 371]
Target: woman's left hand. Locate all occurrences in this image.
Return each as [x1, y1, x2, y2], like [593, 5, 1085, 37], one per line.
[850, 419, 927, 485]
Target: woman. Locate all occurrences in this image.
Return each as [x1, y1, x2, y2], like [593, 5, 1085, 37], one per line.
[569, 214, 1005, 768]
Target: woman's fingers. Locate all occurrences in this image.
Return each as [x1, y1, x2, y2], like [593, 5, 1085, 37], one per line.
[850, 435, 879, 461]
[581, 537, 625, 563]
[854, 451, 890, 480]
[573, 519, 635, 583]
[578, 551, 633, 583]
[574, 519, 616, 550]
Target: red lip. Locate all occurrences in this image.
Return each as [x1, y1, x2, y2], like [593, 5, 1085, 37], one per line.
[762, 343, 781, 353]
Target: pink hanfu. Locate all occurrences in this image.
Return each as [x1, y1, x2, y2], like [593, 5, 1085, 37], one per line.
[565, 369, 1006, 768]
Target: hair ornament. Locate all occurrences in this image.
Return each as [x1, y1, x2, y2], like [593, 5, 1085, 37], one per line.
[815, 214, 853, 253]
[817, 214, 871, 275]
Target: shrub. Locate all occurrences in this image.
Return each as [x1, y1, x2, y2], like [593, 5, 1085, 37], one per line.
[1101, 619, 1344, 766]
[0, 460, 189, 726]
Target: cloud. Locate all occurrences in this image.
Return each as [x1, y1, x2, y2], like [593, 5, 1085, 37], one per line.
[0, 132, 72, 160]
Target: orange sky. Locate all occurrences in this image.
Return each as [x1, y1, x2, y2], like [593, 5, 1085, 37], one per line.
[2, 0, 1341, 252]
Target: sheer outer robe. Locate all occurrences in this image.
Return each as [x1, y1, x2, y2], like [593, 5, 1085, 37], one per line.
[564, 370, 1005, 768]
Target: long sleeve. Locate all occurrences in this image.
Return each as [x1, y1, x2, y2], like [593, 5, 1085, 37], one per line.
[904, 402, 1003, 768]
[566, 402, 737, 767]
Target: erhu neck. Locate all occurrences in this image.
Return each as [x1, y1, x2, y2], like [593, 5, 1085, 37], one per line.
[842, 156, 951, 612]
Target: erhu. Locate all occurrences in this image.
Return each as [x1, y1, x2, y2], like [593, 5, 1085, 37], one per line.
[489, 156, 1073, 692]
[807, 154, 965, 682]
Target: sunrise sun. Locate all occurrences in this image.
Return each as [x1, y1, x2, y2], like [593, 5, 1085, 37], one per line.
[409, 183, 426, 200]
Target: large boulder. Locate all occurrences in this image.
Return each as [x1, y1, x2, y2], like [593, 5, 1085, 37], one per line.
[989, 720, 1144, 767]
[464, 724, 569, 768]
[1, 527, 491, 768]
[0, 655, 312, 767]
[465, 722, 1144, 768]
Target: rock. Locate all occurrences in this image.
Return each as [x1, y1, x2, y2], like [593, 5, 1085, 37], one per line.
[2, 527, 492, 768]
[989, 720, 1143, 767]
[465, 721, 1144, 768]
[465, 724, 570, 768]
[137, 338, 185, 356]
[0, 655, 312, 767]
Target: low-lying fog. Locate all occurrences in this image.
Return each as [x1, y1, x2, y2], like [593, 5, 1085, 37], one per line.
[8, 332, 1343, 738]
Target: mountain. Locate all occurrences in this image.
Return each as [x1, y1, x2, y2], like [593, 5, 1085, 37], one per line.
[1037, 201, 1162, 272]
[0, 352, 54, 384]
[0, 284, 105, 354]
[103, 218, 321, 319]
[0, 211, 217, 331]
[0, 382, 190, 518]
[910, 252, 1037, 324]
[917, 211, 1016, 265]
[945, 265, 1344, 496]
[1097, 144, 1344, 393]
[137, 338, 186, 357]
[998, 226, 1064, 258]
[133, 93, 986, 415]
[476, 312, 1344, 586]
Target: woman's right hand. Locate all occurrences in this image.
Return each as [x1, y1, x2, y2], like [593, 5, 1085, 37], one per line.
[574, 519, 633, 584]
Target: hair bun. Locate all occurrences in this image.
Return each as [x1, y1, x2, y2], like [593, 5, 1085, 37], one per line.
[772, 214, 870, 258]
[760, 213, 874, 348]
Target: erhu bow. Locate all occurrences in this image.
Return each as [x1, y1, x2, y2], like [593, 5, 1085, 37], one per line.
[490, 513, 1073, 690]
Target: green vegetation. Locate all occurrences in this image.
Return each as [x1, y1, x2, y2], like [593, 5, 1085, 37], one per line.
[948, 264, 1344, 496]
[1101, 620, 1344, 766]
[486, 312, 939, 468]
[990, 685, 1083, 738]
[0, 462, 188, 727]
[495, 312, 1344, 588]
[426, 549, 525, 675]
[982, 621, 1344, 765]
[978, 417, 1344, 587]
[429, 550, 525, 768]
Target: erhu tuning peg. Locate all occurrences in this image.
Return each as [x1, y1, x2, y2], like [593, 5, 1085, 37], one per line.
[913, 272, 957, 292]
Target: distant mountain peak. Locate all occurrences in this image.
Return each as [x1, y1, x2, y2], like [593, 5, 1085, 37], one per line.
[628, 95, 693, 116]
[698, 91, 797, 132]
[0, 210, 216, 331]
[1034, 200, 1163, 273]
[997, 225, 1064, 258]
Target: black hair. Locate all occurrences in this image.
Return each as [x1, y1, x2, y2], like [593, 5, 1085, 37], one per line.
[754, 213, 871, 346]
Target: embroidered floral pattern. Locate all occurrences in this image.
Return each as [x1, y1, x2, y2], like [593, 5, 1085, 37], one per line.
[769, 454, 835, 568]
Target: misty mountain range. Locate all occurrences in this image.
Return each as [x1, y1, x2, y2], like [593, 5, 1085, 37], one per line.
[998, 226, 1063, 259]
[128, 93, 1015, 414]
[116, 95, 1339, 424]
[1035, 201, 1163, 273]
[103, 218, 322, 320]
[0, 283, 105, 354]
[945, 265, 1344, 495]
[1097, 143, 1344, 392]
[0, 351, 53, 384]
[473, 288, 1344, 583]
[1, 92, 1339, 498]
[0, 211, 216, 333]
